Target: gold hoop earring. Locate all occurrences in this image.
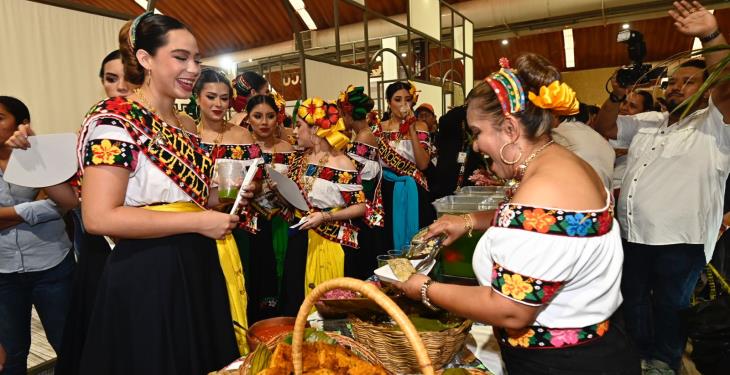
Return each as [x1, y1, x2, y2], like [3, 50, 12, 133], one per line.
[499, 142, 522, 165]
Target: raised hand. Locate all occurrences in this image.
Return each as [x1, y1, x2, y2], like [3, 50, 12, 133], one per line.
[669, 1, 718, 38]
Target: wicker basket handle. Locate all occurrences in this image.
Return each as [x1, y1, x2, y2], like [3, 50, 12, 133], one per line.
[292, 277, 434, 375]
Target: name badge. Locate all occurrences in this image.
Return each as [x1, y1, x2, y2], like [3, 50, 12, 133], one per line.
[457, 152, 467, 163]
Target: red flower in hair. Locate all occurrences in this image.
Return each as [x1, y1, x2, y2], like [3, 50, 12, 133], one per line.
[317, 103, 340, 129]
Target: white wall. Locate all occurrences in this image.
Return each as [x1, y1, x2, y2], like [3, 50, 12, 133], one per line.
[304, 59, 369, 100]
[0, 0, 124, 134]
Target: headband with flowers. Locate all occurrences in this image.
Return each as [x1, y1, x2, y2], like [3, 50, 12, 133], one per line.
[296, 97, 350, 151]
[127, 12, 153, 51]
[337, 85, 371, 121]
[484, 57, 579, 116]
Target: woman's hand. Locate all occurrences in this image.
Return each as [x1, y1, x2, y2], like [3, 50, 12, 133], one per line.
[5, 123, 34, 149]
[426, 214, 469, 246]
[394, 274, 430, 300]
[300, 211, 328, 230]
[196, 210, 239, 240]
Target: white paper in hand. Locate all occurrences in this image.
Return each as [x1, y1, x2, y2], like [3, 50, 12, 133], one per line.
[4, 133, 78, 188]
[265, 165, 309, 211]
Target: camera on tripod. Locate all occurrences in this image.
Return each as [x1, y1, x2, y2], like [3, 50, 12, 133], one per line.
[615, 29, 666, 87]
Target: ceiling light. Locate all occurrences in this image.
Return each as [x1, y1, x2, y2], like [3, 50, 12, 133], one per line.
[289, 0, 317, 30]
[562, 29, 575, 68]
[622, 23, 630, 30]
[219, 56, 236, 72]
[400, 53, 407, 58]
[376, 56, 382, 62]
[501, 39, 509, 45]
[248, 58, 253, 63]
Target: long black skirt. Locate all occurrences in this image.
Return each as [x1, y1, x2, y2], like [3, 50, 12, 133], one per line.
[381, 178, 436, 251]
[55, 231, 111, 375]
[345, 220, 385, 280]
[79, 233, 238, 375]
[279, 228, 309, 317]
[246, 217, 280, 323]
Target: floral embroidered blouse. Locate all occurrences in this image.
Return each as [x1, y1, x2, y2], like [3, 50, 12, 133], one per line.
[379, 130, 432, 165]
[472, 193, 623, 329]
[78, 98, 212, 207]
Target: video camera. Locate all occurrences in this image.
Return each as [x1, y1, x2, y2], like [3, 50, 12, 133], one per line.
[616, 29, 666, 87]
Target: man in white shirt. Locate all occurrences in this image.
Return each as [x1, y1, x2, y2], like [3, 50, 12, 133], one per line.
[594, 3, 729, 372]
[610, 91, 654, 190]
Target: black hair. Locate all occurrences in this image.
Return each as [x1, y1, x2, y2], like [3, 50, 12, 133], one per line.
[385, 81, 412, 102]
[193, 69, 233, 98]
[233, 71, 268, 97]
[119, 14, 190, 85]
[679, 59, 709, 81]
[634, 91, 654, 112]
[246, 94, 278, 114]
[574, 102, 590, 124]
[587, 105, 600, 116]
[99, 50, 121, 79]
[0, 96, 31, 126]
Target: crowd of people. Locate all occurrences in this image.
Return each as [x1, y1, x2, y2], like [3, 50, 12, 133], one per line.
[0, 1, 727, 374]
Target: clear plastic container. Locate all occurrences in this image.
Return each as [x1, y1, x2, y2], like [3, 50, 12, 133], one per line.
[432, 195, 500, 215]
[457, 185, 507, 197]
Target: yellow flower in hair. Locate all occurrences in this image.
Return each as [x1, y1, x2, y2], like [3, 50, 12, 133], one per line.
[528, 81, 580, 116]
[298, 97, 325, 125]
[408, 80, 419, 104]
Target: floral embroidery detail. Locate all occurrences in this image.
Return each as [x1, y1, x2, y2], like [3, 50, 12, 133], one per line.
[85, 139, 138, 171]
[340, 190, 367, 206]
[347, 142, 378, 161]
[491, 263, 563, 305]
[338, 171, 352, 184]
[231, 146, 244, 160]
[498, 205, 516, 227]
[499, 320, 610, 349]
[564, 213, 592, 236]
[549, 328, 579, 347]
[522, 208, 557, 233]
[495, 202, 613, 237]
[501, 273, 534, 301]
[91, 139, 121, 164]
[204, 143, 262, 162]
[507, 329, 535, 348]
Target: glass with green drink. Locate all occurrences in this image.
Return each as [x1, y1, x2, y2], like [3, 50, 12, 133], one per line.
[217, 160, 244, 202]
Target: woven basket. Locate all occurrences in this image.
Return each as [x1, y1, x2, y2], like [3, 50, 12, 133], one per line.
[292, 277, 435, 375]
[351, 316, 472, 373]
[238, 330, 384, 375]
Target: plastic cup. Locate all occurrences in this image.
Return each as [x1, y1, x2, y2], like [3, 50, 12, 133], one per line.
[377, 254, 394, 268]
[387, 249, 403, 258]
[217, 160, 244, 202]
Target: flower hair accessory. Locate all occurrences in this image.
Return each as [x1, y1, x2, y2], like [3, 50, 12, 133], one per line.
[528, 81, 580, 116]
[407, 80, 420, 105]
[271, 90, 287, 124]
[297, 98, 349, 150]
[128, 12, 153, 51]
[337, 85, 371, 120]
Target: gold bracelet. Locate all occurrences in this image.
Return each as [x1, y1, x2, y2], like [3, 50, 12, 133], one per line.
[461, 214, 474, 238]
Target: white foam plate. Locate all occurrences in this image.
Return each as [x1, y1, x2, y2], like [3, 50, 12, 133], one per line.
[374, 259, 436, 284]
[4, 133, 78, 188]
[266, 165, 309, 211]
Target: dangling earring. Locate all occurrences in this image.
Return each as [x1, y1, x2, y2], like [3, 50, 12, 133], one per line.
[499, 142, 522, 165]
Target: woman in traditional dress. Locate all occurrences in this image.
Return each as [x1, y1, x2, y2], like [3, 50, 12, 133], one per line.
[241, 93, 294, 322]
[279, 98, 366, 315]
[377, 81, 435, 253]
[70, 13, 248, 374]
[395, 55, 639, 374]
[337, 85, 385, 278]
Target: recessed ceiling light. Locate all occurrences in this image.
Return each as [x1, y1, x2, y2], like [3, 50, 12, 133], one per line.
[401, 53, 407, 58]
[501, 39, 509, 45]
[622, 23, 630, 29]
[248, 58, 253, 63]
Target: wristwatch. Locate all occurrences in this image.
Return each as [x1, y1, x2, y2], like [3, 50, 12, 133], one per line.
[609, 92, 626, 103]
